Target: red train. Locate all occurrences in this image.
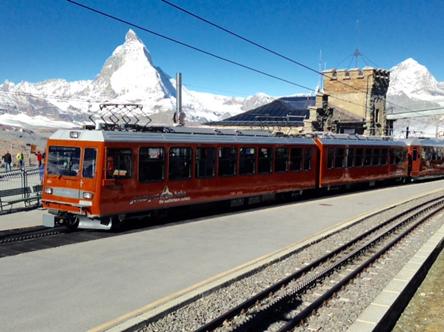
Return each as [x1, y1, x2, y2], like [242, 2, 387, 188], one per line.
[41, 127, 444, 230]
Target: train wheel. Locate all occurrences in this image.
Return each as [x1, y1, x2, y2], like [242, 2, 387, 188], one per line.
[110, 216, 121, 232]
[65, 216, 79, 231]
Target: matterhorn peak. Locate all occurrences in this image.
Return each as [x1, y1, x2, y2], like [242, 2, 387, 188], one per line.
[125, 29, 140, 43]
[88, 29, 175, 100]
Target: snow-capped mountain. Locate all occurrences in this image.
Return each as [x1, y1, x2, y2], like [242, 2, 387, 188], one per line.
[0, 29, 274, 130]
[388, 58, 444, 109]
[387, 58, 444, 137]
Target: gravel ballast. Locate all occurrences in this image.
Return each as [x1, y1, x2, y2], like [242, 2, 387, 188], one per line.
[139, 191, 444, 332]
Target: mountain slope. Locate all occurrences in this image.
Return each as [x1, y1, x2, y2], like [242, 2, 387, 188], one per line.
[387, 58, 444, 137]
[0, 29, 274, 129]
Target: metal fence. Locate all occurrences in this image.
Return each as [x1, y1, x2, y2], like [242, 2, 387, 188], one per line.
[0, 167, 43, 213]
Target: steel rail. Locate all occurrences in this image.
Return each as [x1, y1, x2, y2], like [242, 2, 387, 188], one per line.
[277, 201, 444, 331]
[0, 227, 66, 245]
[195, 196, 444, 331]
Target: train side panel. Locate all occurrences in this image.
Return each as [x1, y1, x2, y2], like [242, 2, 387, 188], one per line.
[317, 137, 408, 188]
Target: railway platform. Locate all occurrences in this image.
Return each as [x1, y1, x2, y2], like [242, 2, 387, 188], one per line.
[0, 180, 444, 331]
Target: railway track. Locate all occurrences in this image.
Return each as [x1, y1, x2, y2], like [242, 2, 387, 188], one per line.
[0, 226, 66, 245]
[194, 195, 444, 332]
[0, 225, 117, 258]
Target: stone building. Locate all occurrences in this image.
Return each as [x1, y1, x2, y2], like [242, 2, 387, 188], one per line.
[304, 67, 393, 136]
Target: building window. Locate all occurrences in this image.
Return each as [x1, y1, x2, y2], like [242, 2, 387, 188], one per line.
[239, 147, 256, 175]
[169, 147, 192, 180]
[219, 147, 237, 176]
[258, 147, 272, 174]
[196, 147, 216, 178]
[106, 148, 132, 178]
[275, 148, 289, 172]
[139, 147, 164, 182]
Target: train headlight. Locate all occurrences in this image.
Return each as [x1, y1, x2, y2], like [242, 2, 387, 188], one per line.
[83, 192, 93, 199]
[44, 187, 53, 194]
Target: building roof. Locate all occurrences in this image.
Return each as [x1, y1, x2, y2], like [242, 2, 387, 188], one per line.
[206, 96, 315, 127]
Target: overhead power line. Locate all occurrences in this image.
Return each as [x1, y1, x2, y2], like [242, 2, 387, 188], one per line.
[66, 0, 312, 92]
[160, 0, 411, 112]
[65, 0, 394, 114]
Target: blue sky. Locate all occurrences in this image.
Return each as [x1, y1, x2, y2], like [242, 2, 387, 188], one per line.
[1, 0, 443, 96]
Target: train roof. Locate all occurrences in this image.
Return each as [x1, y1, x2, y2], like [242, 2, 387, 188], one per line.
[404, 137, 444, 147]
[315, 133, 406, 147]
[49, 128, 316, 145]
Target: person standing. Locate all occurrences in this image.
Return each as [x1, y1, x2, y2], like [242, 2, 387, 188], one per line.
[36, 151, 43, 167]
[2, 151, 12, 172]
[16, 152, 24, 169]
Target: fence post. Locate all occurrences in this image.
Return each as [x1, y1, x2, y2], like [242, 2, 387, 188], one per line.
[21, 169, 28, 200]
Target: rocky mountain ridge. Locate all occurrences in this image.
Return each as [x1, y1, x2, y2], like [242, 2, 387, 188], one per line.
[0, 29, 274, 129]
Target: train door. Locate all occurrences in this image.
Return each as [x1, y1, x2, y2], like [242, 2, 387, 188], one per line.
[408, 146, 420, 177]
[79, 147, 98, 205]
[102, 147, 135, 215]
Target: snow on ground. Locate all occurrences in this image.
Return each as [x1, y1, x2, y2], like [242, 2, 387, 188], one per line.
[0, 113, 77, 129]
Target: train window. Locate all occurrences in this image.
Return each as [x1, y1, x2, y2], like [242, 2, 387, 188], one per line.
[196, 147, 216, 178]
[380, 149, 388, 165]
[347, 148, 355, 168]
[290, 148, 302, 171]
[169, 147, 192, 180]
[258, 148, 272, 174]
[335, 148, 345, 168]
[412, 149, 418, 161]
[327, 148, 335, 169]
[355, 148, 363, 167]
[372, 148, 380, 166]
[139, 147, 164, 182]
[219, 147, 237, 176]
[106, 149, 132, 178]
[48, 146, 81, 177]
[239, 147, 256, 175]
[389, 149, 396, 165]
[364, 148, 372, 166]
[275, 148, 289, 172]
[394, 149, 404, 165]
[423, 147, 430, 160]
[82, 148, 97, 178]
[303, 148, 312, 170]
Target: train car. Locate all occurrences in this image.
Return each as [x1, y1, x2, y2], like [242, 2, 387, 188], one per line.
[42, 127, 318, 230]
[316, 134, 408, 188]
[406, 138, 444, 179]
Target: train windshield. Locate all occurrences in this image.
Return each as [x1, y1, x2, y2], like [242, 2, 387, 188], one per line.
[47, 146, 81, 176]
